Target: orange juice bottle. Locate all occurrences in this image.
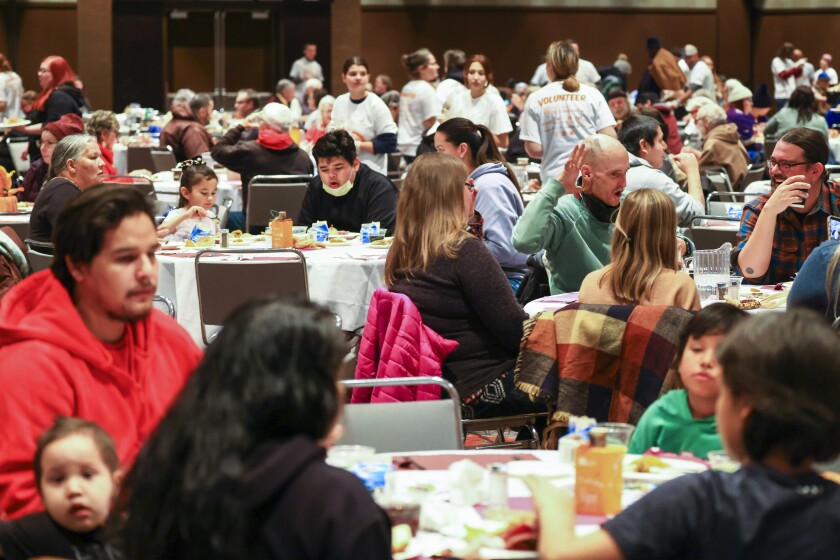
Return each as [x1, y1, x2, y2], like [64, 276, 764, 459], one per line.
[574, 427, 625, 516]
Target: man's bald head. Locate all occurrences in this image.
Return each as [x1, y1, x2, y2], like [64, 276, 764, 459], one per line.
[582, 134, 626, 168]
[580, 134, 628, 207]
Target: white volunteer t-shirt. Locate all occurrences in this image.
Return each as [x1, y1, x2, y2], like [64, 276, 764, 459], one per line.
[331, 92, 398, 175]
[436, 78, 466, 107]
[0, 71, 23, 119]
[577, 59, 602, 86]
[448, 89, 512, 137]
[688, 60, 715, 93]
[397, 80, 440, 157]
[520, 81, 616, 183]
[771, 57, 796, 99]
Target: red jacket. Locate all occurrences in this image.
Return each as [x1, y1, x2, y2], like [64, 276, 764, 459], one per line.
[0, 271, 202, 519]
[352, 288, 458, 403]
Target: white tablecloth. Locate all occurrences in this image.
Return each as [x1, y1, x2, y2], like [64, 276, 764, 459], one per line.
[156, 240, 387, 345]
[0, 213, 31, 241]
[524, 288, 785, 316]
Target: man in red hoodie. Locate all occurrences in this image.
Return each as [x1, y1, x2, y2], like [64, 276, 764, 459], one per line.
[0, 186, 202, 519]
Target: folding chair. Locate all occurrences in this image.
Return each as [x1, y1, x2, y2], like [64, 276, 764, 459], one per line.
[215, 197, 233, 230]
[194, 247, 308, 345]
[739, 162, 766, 191]
[101, 176, 156, 200]
[339, 377, 464, 453]
[24, 238, 54, 272]
[152, 294, 176, 318]
[245, 175, 312, 232]
[126, 146, 155, 174]
[462, 413, 549, 450]
[5, 137, 29, 173]
[689, 215, 740, 250]
[702, 168, 734, 201]
[151, 150, 177, 173]
[706, 191, 755, 217]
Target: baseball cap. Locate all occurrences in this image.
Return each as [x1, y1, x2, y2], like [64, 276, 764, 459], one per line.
[684, 44, 699, 57]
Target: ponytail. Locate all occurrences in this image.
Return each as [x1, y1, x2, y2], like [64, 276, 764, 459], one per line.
[437, 118, 522, 193]
[546, 41, 580, 93]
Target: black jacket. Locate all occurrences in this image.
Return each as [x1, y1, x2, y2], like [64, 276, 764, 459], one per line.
[211, 125, 314, 207]
[239, 436, 391, 560]
[297, 163, 398, 232]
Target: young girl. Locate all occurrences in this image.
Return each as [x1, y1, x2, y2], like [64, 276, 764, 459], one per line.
[527, 308, 840, 559]
[578, 188, 701, 310]
[0, 417, 122, 560]
[159, 158, 218, 242]
[628, 303, 748, 459]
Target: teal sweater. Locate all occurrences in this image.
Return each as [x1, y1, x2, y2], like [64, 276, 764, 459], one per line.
[628, 390, 722, 459]
[511, 178, 613, 294]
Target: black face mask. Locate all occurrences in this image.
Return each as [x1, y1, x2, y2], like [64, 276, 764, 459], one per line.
[577, 191, 619, 223]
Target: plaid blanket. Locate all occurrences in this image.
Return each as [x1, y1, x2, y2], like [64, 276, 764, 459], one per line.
[515, 303, 693, 425]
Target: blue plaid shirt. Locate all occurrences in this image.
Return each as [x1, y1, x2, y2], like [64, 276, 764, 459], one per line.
[734, 182, 840, 285]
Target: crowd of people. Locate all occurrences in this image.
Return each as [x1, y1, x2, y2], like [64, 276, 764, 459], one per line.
[0, 34, 840, 560]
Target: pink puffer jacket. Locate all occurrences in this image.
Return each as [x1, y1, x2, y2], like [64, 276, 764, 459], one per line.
[352, 288, 459, 403]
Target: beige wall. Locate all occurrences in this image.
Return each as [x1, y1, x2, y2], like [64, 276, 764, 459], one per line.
[8, 7, 78, 93]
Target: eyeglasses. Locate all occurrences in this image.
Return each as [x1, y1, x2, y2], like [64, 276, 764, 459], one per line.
[37, 68, 50, 75]
[464, 179, 476, 191]
[36, 139, 58, 149]
[767, 157, 811, 171]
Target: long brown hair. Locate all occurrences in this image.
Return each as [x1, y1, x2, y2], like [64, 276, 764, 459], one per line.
[546, 41, 580, 93]
[599, 188, 677, 303]
[436, 117, 521, 192]
[384, 153, 470, 287]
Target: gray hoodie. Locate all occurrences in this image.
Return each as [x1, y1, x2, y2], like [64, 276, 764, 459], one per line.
[471, 162, 529, 280]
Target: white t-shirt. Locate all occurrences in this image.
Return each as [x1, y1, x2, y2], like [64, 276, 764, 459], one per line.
[289, 57, 324, 99]
[797, 61, 815, 88]
[530, 63, 549, 87]
[331, 92, 398, 175]
[687, 60, 715, 93]
[0, 71, 23, 120]
[436, 78, 466, 107]
[448, 89, 513, 136]
[520, 81, 616, 183]
[161, 207, 218, 243]
[577, 59, 602, 86]
[771, 56, 797, 99]
[397, 80, 440, 157]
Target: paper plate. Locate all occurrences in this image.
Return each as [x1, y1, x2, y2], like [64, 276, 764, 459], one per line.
[623, 456, 707, 484]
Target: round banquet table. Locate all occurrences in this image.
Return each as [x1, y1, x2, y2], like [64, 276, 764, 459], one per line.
[156, 238, 388, 345]
[0, 212, 31, 242]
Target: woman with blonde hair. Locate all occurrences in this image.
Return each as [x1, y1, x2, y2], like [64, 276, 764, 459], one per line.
[520, 40, 616, 185]
[86, 110, 120, 175]
[396, 48, 440, 164]
[579, 188, 700, 310]
[385, 152, 540, 419]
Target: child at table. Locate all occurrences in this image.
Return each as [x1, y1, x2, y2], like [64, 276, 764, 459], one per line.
[526, 308, 840, 559]
[0, 417, 123, 560]
[158, 157, 218, 242]
[628, 303, 748, 459]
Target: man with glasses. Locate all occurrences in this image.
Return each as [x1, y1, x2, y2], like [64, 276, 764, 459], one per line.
[735, 127, 840, 284]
